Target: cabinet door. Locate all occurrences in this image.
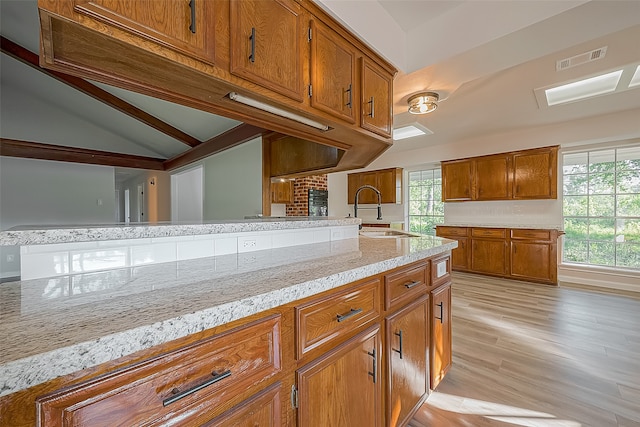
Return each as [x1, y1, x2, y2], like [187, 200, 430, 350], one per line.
[451, 237, 469, 270]
[74, 0, 215, 63]
[475, 154, 510, 200]
[442, 160, 473, 201]
[203, 382, 281, 426]
[510, 241, 555, 283]
[377, 168, 401, 204]
[430, 283, 451, 390]
[271, 180, 293, 204]
[386, 296, 429, 427]
[361, 57, 392, 137]
[230, 0, 304, 101]
[297, 326, 381, 427]
[471, 238, 508, 275]
[310, 20, 356, 123]
[512, 147, 558, 199]
[357, 171, 380, 204]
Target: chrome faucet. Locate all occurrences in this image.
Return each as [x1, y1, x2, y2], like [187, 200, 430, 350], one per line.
[354, 185, 382, 229]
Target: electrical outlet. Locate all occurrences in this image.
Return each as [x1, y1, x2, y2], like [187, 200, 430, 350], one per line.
[6, 254, 15, 263]
[242, 239, 257, 248]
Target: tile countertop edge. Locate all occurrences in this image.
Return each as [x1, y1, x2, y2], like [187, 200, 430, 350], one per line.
[0, 240, 456, 397]
[0, 217, 361, 246]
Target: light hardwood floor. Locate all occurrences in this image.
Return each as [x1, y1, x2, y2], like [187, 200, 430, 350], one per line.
[410, 272, 640, 427]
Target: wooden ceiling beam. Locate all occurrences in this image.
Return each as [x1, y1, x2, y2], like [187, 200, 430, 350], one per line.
[1, 36, 202, 148]
[0, 138, 165, 170]
[164, 124, 265, 171]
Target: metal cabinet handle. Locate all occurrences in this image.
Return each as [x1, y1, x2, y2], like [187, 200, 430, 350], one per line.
[188, 0, 196, 33]
[404, 280, 420, 289]
[367, 348, 377, 383]
[249, 27, 256, 63]
[163, 369, 231, 406]
[368, 96, 375, 118]
[393, 330, 403, 359]
[336, 307, 363, 322]
[346, 84, 352, 108]
[435, 302, 443, 324]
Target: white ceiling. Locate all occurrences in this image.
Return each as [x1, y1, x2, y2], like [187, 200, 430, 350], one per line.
[1, 1, 640, 165]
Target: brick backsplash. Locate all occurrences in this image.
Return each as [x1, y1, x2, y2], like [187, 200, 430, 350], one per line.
[286, 174, 328, 216]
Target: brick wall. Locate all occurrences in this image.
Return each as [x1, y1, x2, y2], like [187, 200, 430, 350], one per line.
[286, 174, 328, 216]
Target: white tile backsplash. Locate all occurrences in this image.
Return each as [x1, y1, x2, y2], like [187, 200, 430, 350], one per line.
[444, 199, 562, 228]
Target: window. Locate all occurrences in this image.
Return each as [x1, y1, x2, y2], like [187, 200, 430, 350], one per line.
[563, 145, 640, 269]
[408, 169, 443, 236]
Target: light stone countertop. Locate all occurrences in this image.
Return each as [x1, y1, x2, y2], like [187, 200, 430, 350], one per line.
[0, 233, 456, 397]
[438, 223, 563, 230]
[0, 217, 360, 246]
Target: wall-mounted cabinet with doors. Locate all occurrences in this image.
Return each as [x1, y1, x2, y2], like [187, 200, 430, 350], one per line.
[347, 167, 403, 204]
[435, 225, 562, 285]
[38, 0, 398, 177]
[271, 180, 294, 204]
[441, 146, 558, 202]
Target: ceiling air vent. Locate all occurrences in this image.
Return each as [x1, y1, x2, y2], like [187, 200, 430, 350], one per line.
[556, 46, 607, 71]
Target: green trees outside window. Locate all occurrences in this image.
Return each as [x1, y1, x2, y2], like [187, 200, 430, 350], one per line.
[408, 169, 444, 236]
[563, 146, 640, 269]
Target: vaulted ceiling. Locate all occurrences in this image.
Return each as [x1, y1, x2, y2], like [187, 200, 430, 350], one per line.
[1, 1, 639, 172]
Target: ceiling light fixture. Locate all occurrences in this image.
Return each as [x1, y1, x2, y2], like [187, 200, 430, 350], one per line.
[393, 123, 433, 140]
[228, 92, 330, 131]
[408, 92, 439, 114]
[544, 70, 623, 106]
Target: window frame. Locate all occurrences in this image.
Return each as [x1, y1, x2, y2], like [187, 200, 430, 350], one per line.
[407, 168, 444, 236]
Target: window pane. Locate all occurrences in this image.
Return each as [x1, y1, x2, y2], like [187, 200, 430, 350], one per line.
[564, 174, 588, 195]
[408, 217, 421, 234]
[564, 196, 588, 217]
[434, 201, 444, 216]
[589, 149, 615, 173]
[616, 194, 640, 217]
[421, 217, 437, 235]
[589, 195, 615, 217]
[616, 146, 640, 170]
[617, 219, 640, 243]
[588, 242, 615, 266]
[564, 218, 588, 240]
[616, 171, 640, 193]
[563, 152, 588, 174]
[589, 218, 615, 241]
[433, 183, 442, 201]
[616, 243, 640, 269]
[588, 173, 615, 194]
[409, 171, 422, 184]
[433, 169, 442, 180]
[409, 186, 422, 201]
[563, 239, 588, 263]
[409, 200, 423, 215]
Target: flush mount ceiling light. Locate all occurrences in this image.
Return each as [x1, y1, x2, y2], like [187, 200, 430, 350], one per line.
[408, 92, 439, 114]
[393, 123, 434, 140]
[544, 70, 623, 106]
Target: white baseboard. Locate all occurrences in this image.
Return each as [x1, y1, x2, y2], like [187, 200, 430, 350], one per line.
[559, 264, 640, 293]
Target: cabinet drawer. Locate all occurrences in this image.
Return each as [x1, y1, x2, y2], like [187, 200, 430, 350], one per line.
[511, 229, 551, 241]
[203, 382, 282, 426]
[295, 278, 381, 359]
[36, 316, 282, 427]
[436, 226, 468, 237]
[384, 262, 428, 310]
[471, 228, 506, 239]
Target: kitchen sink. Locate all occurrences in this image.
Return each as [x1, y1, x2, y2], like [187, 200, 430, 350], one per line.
[359, 229, 421, 238]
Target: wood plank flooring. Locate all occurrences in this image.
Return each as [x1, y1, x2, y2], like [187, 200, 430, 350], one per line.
[409, 272, 640, 427]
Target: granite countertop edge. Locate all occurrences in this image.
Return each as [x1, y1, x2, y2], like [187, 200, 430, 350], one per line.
[0, 239, 456, 397]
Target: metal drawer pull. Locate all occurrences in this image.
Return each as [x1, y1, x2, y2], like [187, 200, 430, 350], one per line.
[435, 302, 444, 324]
[346, 83, 352, 108]
[368, 349, 377, 383]
[368, 96, 375, 118]
[404, 280, 420, 289]
[249, 27, 256, 63]
[393, 330, 404, 359]
[336, 308, 363, 322]
[163, 369, 232, 406]
[188, 0, 196, 33]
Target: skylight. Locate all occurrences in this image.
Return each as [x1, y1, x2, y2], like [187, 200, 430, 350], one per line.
[629, 65, 640, 88]
[393, 123, 433, 140]
[544, 70, 623, 106]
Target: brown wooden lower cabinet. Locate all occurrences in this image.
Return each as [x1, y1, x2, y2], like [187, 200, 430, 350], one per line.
[3, 253, 453, 427]
[296, 325, 382, 427]
[436, 225, 561, 285]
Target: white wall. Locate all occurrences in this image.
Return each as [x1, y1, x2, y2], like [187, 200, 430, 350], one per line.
[0, 157, 117, 278]
[203, 137, 263, 220]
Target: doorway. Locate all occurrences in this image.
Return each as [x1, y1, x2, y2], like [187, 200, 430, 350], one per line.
[171, 166, 203, 222]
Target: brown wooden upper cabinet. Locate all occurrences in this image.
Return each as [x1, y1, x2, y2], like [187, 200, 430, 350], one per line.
[441, 146, 559, 202]
[347, 168, 403, 204]
[230, 0, 305, 101]
[73, 0, 216, 63]
[271, 180, 293, 204]
[309, 19, 357, 123]
[360, 57, 393, 138]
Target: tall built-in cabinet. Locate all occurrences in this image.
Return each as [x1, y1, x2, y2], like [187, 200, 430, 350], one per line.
[38, 0, 398, 176]
[441, 146, 558, 202]
[6, 252, 453, 427]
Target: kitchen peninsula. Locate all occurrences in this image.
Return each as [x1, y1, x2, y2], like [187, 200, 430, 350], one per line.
[0, 218, 456, 426]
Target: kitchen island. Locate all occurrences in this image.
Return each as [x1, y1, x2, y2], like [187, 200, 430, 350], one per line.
[0, 218, 456, 426]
